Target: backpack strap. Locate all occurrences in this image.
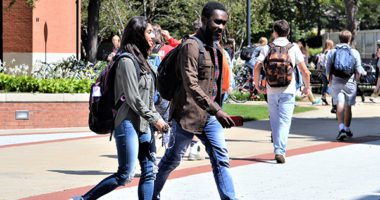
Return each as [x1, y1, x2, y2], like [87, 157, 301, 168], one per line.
[114, 52, 141, 81]
[284, 43, 293, 52]
[188, 35, 206, 65]
[264, 43, 293, 65]
[109, 52, 141, 141]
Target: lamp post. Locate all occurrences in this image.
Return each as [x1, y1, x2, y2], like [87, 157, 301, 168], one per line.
[246, 0, 251, 46]
[76, 0, 79, 60]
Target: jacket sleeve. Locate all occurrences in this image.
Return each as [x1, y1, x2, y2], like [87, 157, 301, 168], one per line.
[116, 58, 161, 124]
[179, 42, 221, 115]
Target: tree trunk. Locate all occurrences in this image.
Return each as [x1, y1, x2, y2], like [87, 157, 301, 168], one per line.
[344, 0, 358, 46]
[87, 0, 101, 63]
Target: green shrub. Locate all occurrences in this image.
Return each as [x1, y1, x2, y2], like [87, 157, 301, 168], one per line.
[0, 73, 93, 93]
[308, 47, 323, 57]
[0, 56, 106, 93]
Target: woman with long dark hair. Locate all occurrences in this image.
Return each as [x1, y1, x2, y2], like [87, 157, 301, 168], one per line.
[71, 16, 168, 200]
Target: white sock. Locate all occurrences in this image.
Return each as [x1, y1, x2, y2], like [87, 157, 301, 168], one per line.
[345, 126, 350, 132]
[339, 123, 345, 131]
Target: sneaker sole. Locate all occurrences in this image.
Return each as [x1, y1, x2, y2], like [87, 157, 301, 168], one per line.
[336, 135, 347, 141]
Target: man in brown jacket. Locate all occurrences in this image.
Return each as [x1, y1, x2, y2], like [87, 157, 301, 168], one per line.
[153, 2, 237, 200]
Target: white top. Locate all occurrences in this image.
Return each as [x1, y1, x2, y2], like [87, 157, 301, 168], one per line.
[256, 37, 305, 95]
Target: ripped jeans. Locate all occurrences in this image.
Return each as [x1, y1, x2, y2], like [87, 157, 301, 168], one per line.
[82, 120, 156, 200]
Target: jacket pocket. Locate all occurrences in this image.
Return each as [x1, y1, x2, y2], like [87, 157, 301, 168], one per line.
[198, 59, 212, 80]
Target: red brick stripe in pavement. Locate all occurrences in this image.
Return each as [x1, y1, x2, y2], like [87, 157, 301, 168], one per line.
[0, 135, 105, 149]
[20, 135, 380, 200]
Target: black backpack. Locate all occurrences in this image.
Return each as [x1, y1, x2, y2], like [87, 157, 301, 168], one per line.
[157, 35, 205, 101]
[240, 45, 258, 61]
[88, 52, 140, 135]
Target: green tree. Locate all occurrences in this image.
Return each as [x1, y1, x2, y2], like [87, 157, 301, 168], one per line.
[344, 0, 359, 44]
[7, 0, 36, 8]
[358, 0, 380, 30]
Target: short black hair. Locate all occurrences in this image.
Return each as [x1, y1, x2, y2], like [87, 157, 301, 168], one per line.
[201, 1, 227, 19]
[273, 20, 290, 37]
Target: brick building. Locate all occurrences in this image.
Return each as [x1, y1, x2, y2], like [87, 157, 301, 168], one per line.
[0, 1, 85, 130]
[1, 0, 80, 68]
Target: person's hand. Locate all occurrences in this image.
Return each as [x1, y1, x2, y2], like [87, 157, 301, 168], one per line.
[227, 87, 233, 94]
[161, 30, 171, 40]
[255, 85, 266, 94]
[215, 110, 235, 128]
[301, 86, 311, 97]
[154, 119, 169, 132]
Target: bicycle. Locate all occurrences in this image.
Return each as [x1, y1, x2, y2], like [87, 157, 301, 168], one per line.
[229, 64, 261, 103]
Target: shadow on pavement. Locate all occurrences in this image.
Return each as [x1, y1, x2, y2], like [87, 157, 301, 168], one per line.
[226, 139, 269, 143]
[101, 154, 117, 159]
[48, 170, 111, 175]
[229, 157, 275, 164]
[242, 116, 380, 145]
[354, 194, 380, 200]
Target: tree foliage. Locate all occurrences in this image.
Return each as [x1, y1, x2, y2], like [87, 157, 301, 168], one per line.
[8, 0, 380, 62]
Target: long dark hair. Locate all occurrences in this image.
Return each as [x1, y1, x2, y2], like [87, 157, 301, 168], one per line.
[120, 16, 151, 72]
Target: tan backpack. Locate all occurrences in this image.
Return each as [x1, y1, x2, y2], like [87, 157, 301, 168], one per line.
[264, 43, 294, 87]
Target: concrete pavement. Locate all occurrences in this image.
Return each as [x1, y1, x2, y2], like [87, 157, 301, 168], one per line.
[1, 98, 380, 200]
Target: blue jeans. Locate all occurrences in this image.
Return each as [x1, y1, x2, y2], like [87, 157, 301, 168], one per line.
[268, 93, 295, 155]
[153, 116, 237, 200]
[321, 74, 330, 95]
[82, 120, 155, 200]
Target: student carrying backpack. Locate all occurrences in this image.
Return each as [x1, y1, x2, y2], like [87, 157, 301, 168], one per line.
[332, 45, 355, 78]
[264, 43, 294, 87]
[88, 52, 140, 136]
[157, 35, 205, 101]
[73, 16, 169, 200]
[252, 20, 311, 164]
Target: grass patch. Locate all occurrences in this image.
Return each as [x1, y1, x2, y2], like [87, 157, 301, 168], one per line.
[223, 104, 317, 121]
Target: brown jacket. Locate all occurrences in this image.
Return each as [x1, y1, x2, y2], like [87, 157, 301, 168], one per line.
[170, 31, 224, 134]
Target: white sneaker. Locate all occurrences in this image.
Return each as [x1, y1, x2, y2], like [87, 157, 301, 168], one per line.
[188, 153, 204, 161]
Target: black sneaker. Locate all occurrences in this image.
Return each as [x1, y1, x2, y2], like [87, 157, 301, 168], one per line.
[331, 106, 336, 114]
[346, 130, 353, 138]
[336, 130, 347, 141]
[275, 154, 286, 164]
[322, 98, 329, 105]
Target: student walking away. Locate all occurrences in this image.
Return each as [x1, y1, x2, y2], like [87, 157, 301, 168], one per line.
[316, 39, 335, 105]
[326, 30, 366, 141]
[253, 20, 311, 164]
[239, 37, 268, 100]
[71, 16, 168, 200]
[107, 35, 121, 62]
[369, 40, 380, 103]
[153, 2, 237, 200]
[297, 40, 322, 105]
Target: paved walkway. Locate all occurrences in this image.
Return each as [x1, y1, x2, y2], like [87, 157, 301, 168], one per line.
[1, 98, 380, 200]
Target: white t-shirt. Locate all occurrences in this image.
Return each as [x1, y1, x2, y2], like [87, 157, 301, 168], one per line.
[256, 37, 305, 95]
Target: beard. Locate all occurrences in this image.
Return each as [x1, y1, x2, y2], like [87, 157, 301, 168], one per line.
[205, 26, 221, 42]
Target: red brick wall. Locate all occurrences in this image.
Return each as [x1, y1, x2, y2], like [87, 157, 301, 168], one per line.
[0, 102, 88, 129]
[3, 0, 33, 52]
